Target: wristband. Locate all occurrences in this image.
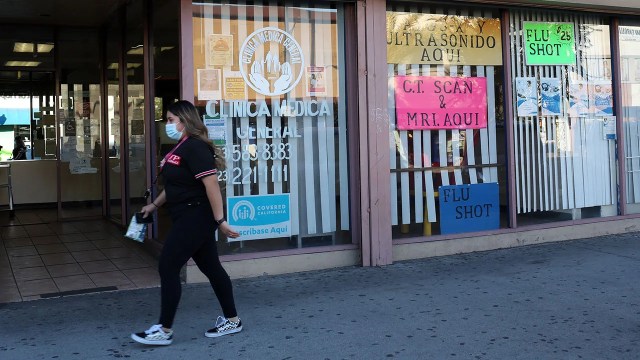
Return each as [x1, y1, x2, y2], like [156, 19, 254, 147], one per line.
[151, 202, 158, 208]
[215, 217, 226, 225]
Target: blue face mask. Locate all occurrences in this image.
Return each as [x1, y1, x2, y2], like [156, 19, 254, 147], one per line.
[165, 123, 183, 140]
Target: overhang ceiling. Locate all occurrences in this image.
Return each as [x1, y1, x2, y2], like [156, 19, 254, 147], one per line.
[0, 0, 121, 27]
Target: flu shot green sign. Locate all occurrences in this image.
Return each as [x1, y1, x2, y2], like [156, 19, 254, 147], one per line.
[523, 22, 576, 65]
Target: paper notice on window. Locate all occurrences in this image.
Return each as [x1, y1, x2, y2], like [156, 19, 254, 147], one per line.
[197, 69, 222, 100]
[515, 77, 538, 117]
[590, 81, 613, 116]
[306, 66, 327, 97]
[203, 115, 226, 147]
[540, 77, 562, 116]
[224, 71, 247, 101]
[569, 81, 589, 117]
[206, 34, 233, 67]
[603, 116, 616, 140]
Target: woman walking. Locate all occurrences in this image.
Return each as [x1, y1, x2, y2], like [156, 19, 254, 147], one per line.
[131, 100, 242, 345]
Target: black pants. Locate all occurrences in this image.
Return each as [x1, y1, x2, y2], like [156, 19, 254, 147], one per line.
[158, 202, 237, 328]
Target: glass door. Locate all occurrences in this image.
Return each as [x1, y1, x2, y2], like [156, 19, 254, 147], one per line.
[57, 29, 104, 219]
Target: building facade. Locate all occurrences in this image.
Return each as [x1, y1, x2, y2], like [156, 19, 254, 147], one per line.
[1, 0, 639, 283]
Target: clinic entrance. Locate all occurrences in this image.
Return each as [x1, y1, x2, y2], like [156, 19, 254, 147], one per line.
[0, 24, 147, 224]
[0, 0, 179, 229]
[0, 66, 109, 221]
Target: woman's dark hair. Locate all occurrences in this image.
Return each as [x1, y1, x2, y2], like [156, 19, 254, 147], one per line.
[166, 100, 225, 169]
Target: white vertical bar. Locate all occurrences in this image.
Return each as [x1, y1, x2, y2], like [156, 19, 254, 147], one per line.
[556, 66, 568, 210]
[336, 6, 349, 230]
[286, 6, 300, 236]
[572, 119, 585, 208]
[525, 117, 532, 212]
[541, 117, 549, 211]
[609, 139, 616, 205]
[410, 64, 424, 223]
[314, 9, 332, 233]
[269, 5, 282, 195]
[534, 116, 542, 212]
[631, 119, 640, 202]
[299, 7, 317, 234]
[317, 113, 332, 232]
[437, 65, 449, 187]
[591, 118, 599, 206]
[397, 65, 411, 225]
[463, 65, 477, 184]
[226, 3, 246, 199]
[244, 4, 262, 196]
[449, 66, 463, 185]
[422, 65, 437, 223]
[566, 120, 575, 209]
[631, 116, 637, 204]
[523, 15, 533, 213]
[388, 64, 399, 226]
[486, 66, 498, 183]
[584, 119, 593, 207]
[573, 13, 585, 209]
[539, 67, 548, 211]
[604, 128, 613, 205]
[584, 118, 595, 206]
[624, 118, 631, 203]
[469, 9, 483, 185]
[597, 119, 606, 205]
[629, 118, 634, 203]
[477, 66, 490, 183]
[559, 117, 569, 210]
[551, 113, 560, 209]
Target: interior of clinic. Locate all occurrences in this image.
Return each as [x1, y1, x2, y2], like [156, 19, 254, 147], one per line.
[0, 0, 179, 223]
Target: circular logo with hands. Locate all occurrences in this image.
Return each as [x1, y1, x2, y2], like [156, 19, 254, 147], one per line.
[239, 27, 304, 96]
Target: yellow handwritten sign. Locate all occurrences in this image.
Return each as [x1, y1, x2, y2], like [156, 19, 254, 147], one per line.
[224, 71, 247, 100]
[387, 12, 502, 66]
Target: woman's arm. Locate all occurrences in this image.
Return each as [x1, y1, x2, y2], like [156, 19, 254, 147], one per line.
[202, 175, 240, 238]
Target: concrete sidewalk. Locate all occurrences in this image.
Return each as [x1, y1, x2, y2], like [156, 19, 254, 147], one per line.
[1, 233, 640, 359]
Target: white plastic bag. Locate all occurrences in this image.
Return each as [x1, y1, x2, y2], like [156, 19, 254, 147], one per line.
[125, 215, 147, 242]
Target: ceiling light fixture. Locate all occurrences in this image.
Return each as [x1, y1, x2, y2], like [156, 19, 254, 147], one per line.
[13, 42, 54, 53]
[5, 61, 41, 67]
[126, 47, 144, 55]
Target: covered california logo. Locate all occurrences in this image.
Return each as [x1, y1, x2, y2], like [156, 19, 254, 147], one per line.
[239, 27, 304, 96]
[232, 200, 256, 222]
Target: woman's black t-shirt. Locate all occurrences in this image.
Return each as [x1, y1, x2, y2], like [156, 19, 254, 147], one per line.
[161, 136, 217, 206]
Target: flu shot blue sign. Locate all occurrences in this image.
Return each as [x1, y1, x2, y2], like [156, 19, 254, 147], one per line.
[227, 194, 291, 241]
[439, 183, 499, 234]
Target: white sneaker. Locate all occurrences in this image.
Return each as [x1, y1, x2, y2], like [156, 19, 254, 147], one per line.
[131, 324, 173, 345]
[204, 316, 243, 338]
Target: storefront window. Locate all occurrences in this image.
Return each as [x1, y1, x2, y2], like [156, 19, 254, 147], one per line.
[510, 10, 616, 224]
[619, 19, 640, 213]
[192, 1, 352, 254]
[387, 5, 507, 238]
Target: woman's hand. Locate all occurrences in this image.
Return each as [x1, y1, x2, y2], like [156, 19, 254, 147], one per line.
[140, 203, 157, 219]
[218, 221, 240, 239]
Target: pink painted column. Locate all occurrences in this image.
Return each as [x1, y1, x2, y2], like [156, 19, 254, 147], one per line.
[357, 0, 392, 266]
